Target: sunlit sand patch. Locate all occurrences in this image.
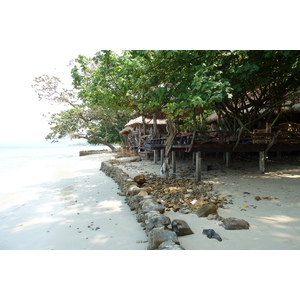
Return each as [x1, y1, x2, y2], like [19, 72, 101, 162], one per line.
[12, 216, 63, 233]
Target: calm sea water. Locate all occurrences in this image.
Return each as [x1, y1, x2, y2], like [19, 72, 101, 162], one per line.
[0, 143, 113, 199]
[0, 144, 110, 175]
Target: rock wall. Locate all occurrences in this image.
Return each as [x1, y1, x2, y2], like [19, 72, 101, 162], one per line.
[100, 157, 190, 250]
[79, 150, 110, 156]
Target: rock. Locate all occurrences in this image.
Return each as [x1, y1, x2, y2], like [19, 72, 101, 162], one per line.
[196, 203, 217, 217]
[158, 240, 185, 250]
[171, 219, 194, 236]
[146, 214, 171, 232]
[207, 214, 219, 220]
[148, 228, 180, 250]
[202, 229, 222, 241]
[136, 213, 145, 223]
[142, 199, 165, 214]
[221, 217, 250, 230]
[172, 205, 181, 212]
[134, 175, 146, 184]
[116, 156, 141, 163]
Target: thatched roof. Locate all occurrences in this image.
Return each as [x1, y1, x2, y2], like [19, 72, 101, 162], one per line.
[119, 127, 133, 135]
[125, 116, 167, 127]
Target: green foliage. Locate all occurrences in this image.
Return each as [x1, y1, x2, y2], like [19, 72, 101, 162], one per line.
[34, 50, 300, 146]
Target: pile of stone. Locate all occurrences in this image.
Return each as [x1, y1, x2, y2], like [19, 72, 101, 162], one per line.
[79, 150, 109, 156]
[101, 157, 194, 250]
[142, 174, 230, 215]
[101, 156, 250, 250]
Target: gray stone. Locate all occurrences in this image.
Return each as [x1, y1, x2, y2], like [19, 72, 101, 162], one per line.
[146, 214, 171, 232]
[136, 213, 145, 223]
[158, 240, 185, 250]
[202, 229, 222, 241]
[221, 217, 250, 230]
[148, 228, 180, 250]
[142, 199, 165, 214]
[116, 156, 141, 163]
[171, 219, 194, 236]
[197, 203, 218, 217]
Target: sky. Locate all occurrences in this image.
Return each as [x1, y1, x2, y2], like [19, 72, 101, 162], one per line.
[0, 0, 298, 146]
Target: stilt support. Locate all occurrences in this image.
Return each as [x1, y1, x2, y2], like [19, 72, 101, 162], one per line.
[195, 152, 202, 182]
[172, 151, 176, 173]
[259, 151, 265, 174]
[160, 149, 165, 166]
[154, 150, 159, 164]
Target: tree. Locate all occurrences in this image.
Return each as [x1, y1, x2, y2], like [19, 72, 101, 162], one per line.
[32, 74, 127, 151]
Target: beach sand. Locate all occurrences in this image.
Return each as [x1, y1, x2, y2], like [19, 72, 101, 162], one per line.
[0, 153, 147, 250]
[117, 152, 300, 250]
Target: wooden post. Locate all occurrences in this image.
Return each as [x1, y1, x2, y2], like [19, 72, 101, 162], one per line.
[259, 151, 265, 174]
[172, 151, 176, 173]
[195, 152, 202, 182]
[154, 149, 159, 164]
[192, 152, 196, 165]
[225, 152, 230, 168]
[160, 149, 165, 166]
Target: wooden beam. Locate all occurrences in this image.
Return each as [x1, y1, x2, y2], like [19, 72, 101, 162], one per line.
[154, 149, 159, 164]
[160, 149, 165, 166]
[172, 151, 176, 173]
[259, 151, 265, 174]
[225, 152, 231, 168]
[195, 152, 202, 182]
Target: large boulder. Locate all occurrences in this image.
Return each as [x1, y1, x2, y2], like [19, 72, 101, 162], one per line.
[146, 214, 171, 232]
[196, 203, 217, 217]
[221, 217, 250, 230]
[142, 199, 165, 214]
[171, 219, 194, 236]
[148, 228, 180, 250]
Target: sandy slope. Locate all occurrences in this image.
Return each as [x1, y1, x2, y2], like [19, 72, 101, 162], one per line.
[118, 153, 300, 250]
[0, 153, 147, 250]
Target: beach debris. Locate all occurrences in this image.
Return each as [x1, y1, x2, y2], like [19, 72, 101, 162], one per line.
[171, 219, 194, 236]
[255, 196, 261, 201]
[196, 203, 218, 217]
[202, 229, 222, 241]
[263, 196, 278, 200]
[134, 175, 146, 184]
[147, 228, 181, 250]
[243, 192, 250, 194]
[221, 217, 250, 230]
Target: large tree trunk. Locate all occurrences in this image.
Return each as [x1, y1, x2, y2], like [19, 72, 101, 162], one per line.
[160, 118, 176, 177]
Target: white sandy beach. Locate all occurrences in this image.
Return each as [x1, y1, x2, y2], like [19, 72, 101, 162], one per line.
[0, 153, 147, 250]
[118, 153, 300, 250]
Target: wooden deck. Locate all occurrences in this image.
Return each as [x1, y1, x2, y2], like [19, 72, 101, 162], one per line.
[139, 130, 300, 178]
